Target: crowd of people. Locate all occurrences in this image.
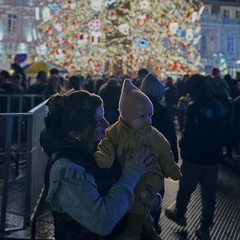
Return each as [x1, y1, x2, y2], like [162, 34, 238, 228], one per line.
[1, 63, 240, 240]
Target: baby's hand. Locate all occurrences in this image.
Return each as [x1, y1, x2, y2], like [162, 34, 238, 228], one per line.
[124, 146, 153, 177]
[138, 185, 162, 220]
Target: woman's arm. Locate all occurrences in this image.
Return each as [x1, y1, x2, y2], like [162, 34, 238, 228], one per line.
[46, 146, 154, 236]
[47, 161, 140, 235]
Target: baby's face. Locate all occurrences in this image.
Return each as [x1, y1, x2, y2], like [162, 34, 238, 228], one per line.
[127, 113, 152, 130]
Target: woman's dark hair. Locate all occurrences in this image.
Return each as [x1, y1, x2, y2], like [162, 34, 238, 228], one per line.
[44, 90, 102, 138]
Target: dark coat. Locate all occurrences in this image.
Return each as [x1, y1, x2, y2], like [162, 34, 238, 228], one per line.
[179, 75, 226, 164]
[148, 95, 179, 163]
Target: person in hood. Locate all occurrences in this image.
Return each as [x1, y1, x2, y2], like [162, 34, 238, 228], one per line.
[141, 73, 179, 235]
[94, 79, 182, 240]
[165, 74, 225, 240]
[40, 89, 159, 240]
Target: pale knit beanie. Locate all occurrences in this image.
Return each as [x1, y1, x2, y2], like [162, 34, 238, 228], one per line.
[119, 79, 153, 123]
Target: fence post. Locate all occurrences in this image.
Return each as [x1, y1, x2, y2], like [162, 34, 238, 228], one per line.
[0, 116, 13, 232]
[24, 114, 33, 227]
[0, 100, 48, 236]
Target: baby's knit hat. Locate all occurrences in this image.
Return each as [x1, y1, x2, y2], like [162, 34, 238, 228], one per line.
[119, 79, 153, 123]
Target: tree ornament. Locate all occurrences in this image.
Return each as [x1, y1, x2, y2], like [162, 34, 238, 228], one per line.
[36, 0, 204, 75]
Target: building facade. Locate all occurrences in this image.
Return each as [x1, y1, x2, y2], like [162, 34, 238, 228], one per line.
[0, 0, 239, 77]
[200, 0, 240, 77]
[0, 0, 40, 61]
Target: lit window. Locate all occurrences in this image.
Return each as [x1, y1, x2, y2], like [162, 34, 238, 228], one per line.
[204, 8, 209, 14]
[23, 0, 31, 6]
[201, 35, 207, 53]
[227, 37, 234, 52]
[8, 14, 17, 32]
[4, 0, 30, 5]
[236, 11, 240, 19]
[223, 10, 230, 19]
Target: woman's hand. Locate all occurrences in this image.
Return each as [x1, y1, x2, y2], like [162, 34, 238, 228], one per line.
[139, 185, 162, 220]
[124, 146, 153, 176]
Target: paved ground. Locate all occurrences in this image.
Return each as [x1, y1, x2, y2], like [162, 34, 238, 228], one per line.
[160, 161, 240, 240]
[1, 157, 240, 240]
[1, 124, 240, 240]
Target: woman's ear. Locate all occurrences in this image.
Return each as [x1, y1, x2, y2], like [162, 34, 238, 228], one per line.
[69, 130, 88, 141]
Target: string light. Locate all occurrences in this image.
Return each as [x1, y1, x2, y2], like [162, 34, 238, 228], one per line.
[36, 0, 204, 76]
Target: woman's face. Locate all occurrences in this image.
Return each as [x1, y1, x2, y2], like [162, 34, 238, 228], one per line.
[86, 105, 109, 143]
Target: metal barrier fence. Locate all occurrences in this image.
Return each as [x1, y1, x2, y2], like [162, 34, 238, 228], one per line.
[0, 94, 45, 113]
[0, 100, 48, 235]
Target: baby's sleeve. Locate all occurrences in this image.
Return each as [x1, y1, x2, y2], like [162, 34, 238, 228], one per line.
[156, 133, 182, 180]
[93, 128, 116, 169]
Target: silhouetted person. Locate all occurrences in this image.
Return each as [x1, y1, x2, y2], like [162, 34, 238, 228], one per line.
[50, 68, 64, 87]
[25, 71, 48, 109]
[165, 76, 177, 122]
[141, 73, 179, 235]
[84, 74, 94, 93]
[11, 63, 28, 92]
[207, 67, 230, 104]
[0, 70, 13, 112]
[98, 78, 121, 125]
[132, 68, 149, 88]
[95, 78, 106, 94]
[44, 75, 64, 99]
[165, 74, 225, 240]
[11, 73, 24, 112]
[68, 75, 81, 91]
[223, 73, 240, 100]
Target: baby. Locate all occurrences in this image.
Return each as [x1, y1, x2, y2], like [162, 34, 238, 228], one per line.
[94, 79, 182, 239]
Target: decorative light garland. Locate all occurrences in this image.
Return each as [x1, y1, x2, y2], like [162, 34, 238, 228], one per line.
[36, 0, 204, 76]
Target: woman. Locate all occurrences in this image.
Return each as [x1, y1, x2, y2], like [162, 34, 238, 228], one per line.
[40, 90, 159, 240]
[44, 74, 64, 99]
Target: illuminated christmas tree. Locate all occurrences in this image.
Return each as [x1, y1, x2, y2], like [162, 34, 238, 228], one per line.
[36, 0, 204, 76]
